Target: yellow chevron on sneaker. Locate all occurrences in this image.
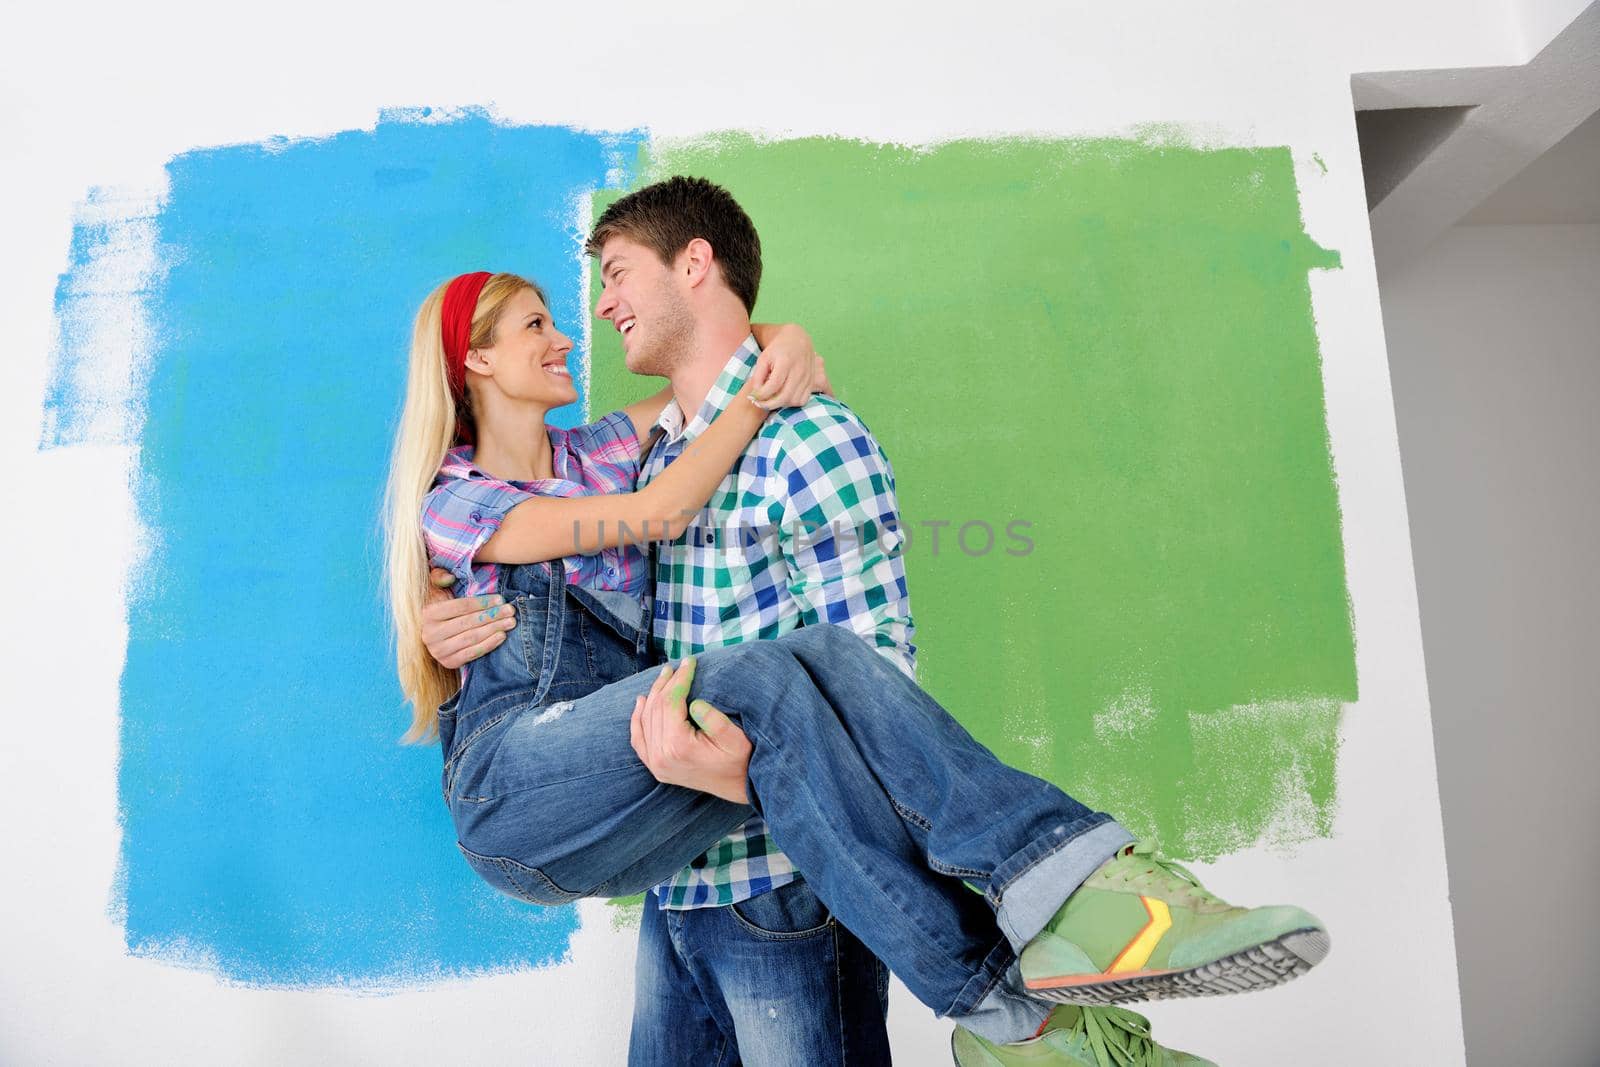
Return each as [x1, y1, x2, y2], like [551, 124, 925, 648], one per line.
[1019, 840, 1330, 1005]
[1108, 896, 1171, 974]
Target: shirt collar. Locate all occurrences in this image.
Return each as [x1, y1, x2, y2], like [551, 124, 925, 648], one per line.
[652, 334, 760, 446]
[439, 445, 479, 479]
[440, 429, 577, 486]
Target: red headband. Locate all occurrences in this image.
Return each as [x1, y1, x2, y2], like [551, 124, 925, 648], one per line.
[441, 271, 492, 445]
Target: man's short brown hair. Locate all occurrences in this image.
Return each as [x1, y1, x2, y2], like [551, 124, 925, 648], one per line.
[586, 176, 763, 313]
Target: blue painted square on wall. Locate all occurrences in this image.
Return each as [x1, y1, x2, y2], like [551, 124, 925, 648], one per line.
[46, 112, 644, 984]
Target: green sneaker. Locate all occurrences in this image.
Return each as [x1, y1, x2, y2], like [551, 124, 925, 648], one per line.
[951, 1005, 1215, 1066]
[1020, 840, 1329, 1005]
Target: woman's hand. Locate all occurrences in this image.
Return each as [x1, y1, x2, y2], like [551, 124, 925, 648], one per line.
[749, 323, 833, 409]
[420, 568, 517, 669]
[629, 656, 753, 805]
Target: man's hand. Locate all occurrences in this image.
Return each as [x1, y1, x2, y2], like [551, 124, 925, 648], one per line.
[421, 568, 518, 669]
[629, 657, 753, 805]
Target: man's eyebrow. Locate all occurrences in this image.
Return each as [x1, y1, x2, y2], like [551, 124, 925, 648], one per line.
[600, 256, 625, 279]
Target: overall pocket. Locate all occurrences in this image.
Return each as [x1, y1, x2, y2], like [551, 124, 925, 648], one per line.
[456, 842, 583, 906]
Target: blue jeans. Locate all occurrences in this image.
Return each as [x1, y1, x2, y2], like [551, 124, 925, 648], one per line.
[442, 594, 1133, 1044]
[629, 877, 891, 1067]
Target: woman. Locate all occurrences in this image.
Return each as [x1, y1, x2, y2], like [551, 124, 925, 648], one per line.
[383, 271, 1327, 1062]
[385, 270, 829, 737]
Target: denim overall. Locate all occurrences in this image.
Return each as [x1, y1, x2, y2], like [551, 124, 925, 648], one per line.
[435, 557, 664, 900]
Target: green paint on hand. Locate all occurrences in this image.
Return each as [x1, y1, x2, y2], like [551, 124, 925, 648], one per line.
[591, 132, 1356, 861]
[669, 657, 697, 702]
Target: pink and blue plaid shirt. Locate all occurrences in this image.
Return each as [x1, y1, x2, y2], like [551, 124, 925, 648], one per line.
[421, 409, 648, 599]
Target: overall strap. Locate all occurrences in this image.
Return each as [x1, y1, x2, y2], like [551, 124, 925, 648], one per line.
[637, 426, 668, 652]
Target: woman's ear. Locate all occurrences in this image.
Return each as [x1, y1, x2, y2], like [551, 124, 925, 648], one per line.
[463, 347, 492, 376]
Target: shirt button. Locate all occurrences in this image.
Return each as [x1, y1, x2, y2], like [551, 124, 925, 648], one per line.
[470, 511, 483, 523]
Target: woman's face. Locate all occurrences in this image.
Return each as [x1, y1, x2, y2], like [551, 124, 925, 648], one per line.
[476, 287, 577, 408]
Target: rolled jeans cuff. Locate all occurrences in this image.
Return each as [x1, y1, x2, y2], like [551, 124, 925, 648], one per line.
[953, 958, 1052, 1046]
[991, 817, 1136, 953]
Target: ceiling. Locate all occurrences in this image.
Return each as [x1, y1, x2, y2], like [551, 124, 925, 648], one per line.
[1460, 106, 1600, 224]
[1352, 2, 1600, 270]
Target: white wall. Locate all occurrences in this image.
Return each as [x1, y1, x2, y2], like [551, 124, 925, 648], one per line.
[1513, 0, 1596, 54]
[1379, 222, 1600, 1067]
[0, 1, 1531, 1062]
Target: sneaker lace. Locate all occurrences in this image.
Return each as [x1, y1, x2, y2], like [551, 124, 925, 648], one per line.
[1068, 1005, 1162, 1067]
[1117, 840, 1225, 908]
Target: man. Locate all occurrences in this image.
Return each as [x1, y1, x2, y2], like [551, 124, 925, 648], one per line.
[596, 178, 911, 1065]
[422, 177, 1237, 1065]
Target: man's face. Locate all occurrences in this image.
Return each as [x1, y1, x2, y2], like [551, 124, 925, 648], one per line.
[594, 234, 695, 377]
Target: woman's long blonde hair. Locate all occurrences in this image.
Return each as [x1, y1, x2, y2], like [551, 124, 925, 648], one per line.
[384, 272, 541, 745]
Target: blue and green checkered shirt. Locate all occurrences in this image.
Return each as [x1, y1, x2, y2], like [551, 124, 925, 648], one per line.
[638, 335, 917, 909]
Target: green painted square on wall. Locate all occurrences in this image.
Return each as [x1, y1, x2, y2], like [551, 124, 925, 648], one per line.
[589, 134, 1354, 861]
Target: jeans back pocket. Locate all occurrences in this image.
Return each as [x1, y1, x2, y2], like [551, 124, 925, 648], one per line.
[456, 842, 582, 906]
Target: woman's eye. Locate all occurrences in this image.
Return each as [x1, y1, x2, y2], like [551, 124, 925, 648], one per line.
[529, 317, 543, 329]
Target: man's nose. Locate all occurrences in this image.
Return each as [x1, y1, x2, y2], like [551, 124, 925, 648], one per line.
[595, 286, 616, 319]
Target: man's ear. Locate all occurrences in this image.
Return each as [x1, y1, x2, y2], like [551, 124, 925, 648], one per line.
[681, 237, 715, 289]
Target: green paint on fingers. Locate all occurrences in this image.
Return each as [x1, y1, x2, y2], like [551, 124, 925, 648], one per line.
[669, 657, 697, 703]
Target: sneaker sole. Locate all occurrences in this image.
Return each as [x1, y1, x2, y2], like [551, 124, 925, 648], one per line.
[1024, 926, 1330, 1005]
